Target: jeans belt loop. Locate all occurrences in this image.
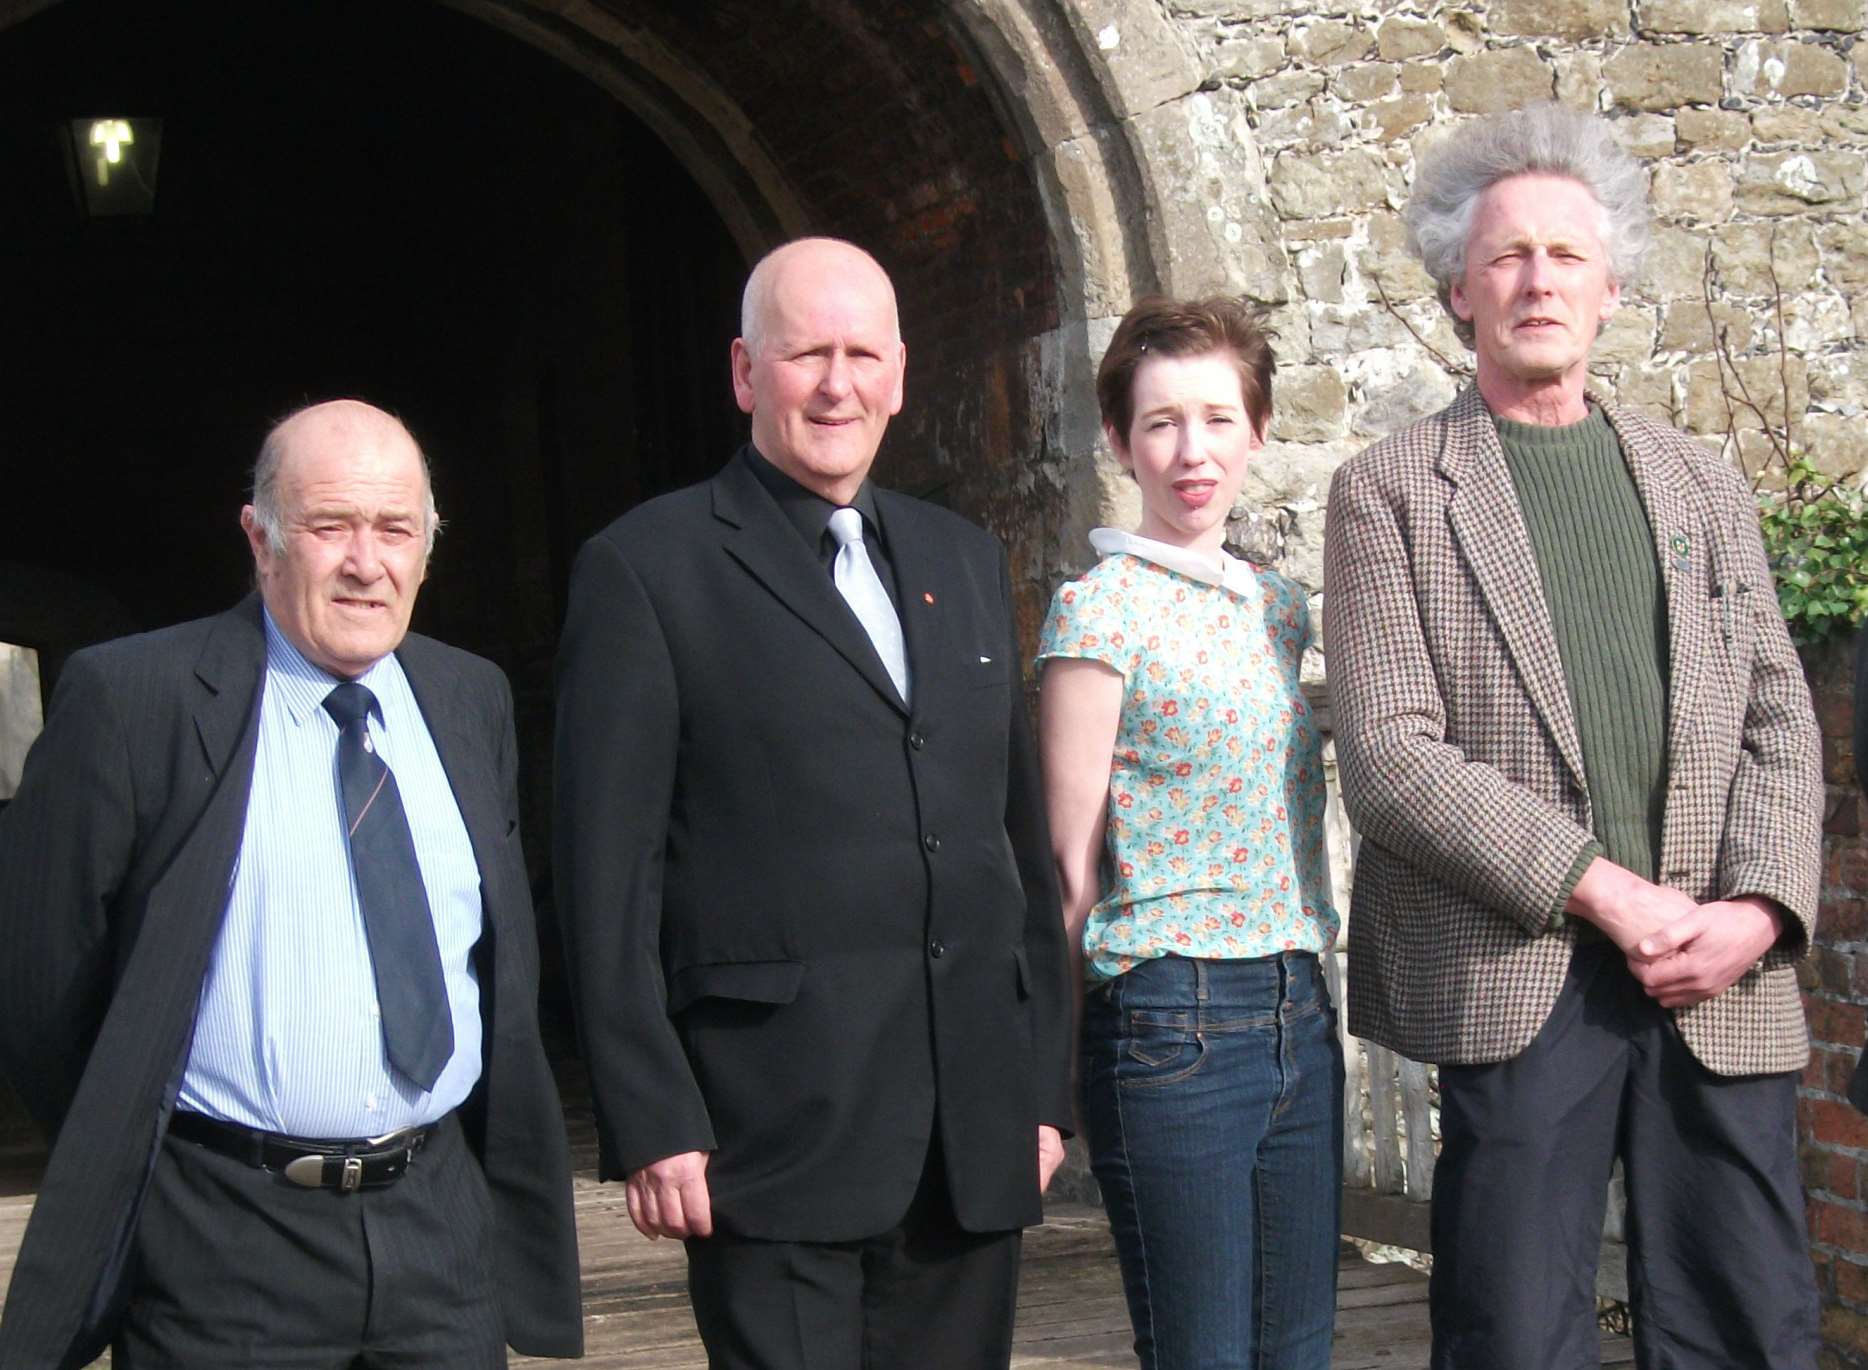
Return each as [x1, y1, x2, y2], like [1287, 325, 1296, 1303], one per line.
[1194, 957, 1209, 1005]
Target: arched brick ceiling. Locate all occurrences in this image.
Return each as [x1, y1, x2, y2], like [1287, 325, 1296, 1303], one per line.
[585, 0, 1060, 360]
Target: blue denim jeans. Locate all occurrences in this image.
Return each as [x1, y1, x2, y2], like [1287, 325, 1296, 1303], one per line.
[1081, 953, 1344, 1370]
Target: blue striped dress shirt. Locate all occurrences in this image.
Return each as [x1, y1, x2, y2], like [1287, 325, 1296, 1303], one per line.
[177, 611, 485, 1137]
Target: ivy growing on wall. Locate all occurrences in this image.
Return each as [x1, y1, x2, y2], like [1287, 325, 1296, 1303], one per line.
[1756, 464, 1868, 648]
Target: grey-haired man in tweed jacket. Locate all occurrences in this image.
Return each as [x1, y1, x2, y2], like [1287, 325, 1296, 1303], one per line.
[1324, 104, 1823, 1369]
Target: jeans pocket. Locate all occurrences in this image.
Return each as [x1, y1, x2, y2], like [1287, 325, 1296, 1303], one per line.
[1120, 1008, 1206, 1088]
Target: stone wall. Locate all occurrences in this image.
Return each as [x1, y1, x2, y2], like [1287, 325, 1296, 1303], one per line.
[1136, 0, 1868, 600]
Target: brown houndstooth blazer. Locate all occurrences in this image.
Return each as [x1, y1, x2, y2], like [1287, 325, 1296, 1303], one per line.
[1323, 384, 1821, 1076]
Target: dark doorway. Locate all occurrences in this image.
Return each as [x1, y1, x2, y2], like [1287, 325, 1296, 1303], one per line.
[0, 0, 752, 1137]
[0, 0, 748, 668]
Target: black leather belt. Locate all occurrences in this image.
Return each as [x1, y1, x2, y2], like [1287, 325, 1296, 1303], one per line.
[167, 1110, 436, 1193]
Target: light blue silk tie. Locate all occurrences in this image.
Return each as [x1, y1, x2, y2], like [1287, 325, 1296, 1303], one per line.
[827, 506, 910, 705]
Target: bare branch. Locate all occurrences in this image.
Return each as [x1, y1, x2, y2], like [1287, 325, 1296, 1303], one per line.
[1372, 275, 1473, 381]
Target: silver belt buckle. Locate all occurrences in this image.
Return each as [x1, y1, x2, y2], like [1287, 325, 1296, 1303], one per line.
[283, 1153, 327, 1188]
[339, 1156, 364, 1193]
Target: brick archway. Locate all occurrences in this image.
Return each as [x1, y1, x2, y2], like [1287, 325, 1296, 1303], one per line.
[0, 0, 1278, 625]
[446, 0, 1276, 618]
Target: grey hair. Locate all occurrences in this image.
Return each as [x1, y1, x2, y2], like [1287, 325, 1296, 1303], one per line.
[249, 402, 442, 558]
[1404, 103, 1651, 346]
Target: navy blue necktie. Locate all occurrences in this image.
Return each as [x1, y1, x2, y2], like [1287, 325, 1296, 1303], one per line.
[323, 682, 453, 1093]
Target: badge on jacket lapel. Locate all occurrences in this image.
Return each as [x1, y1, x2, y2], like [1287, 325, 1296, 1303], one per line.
[1669, 532, 1691, 573]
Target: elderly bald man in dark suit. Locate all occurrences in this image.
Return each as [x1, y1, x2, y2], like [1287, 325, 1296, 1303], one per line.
[0, 401, 581, 1369]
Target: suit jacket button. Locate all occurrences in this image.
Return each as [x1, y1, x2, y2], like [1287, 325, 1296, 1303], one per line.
[924, 832, 941, 852]
[909, 732, 926, 750]
[929, 939, 945, 958]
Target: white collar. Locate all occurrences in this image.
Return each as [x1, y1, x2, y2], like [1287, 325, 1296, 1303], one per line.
[1088, 527, 1258, 598]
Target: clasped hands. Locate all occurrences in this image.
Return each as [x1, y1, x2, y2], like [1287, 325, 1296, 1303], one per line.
[1567, 857, 1784, 1010]
[624, 1124, 1070, 1241]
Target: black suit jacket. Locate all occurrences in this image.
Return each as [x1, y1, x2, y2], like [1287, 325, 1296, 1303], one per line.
[553, 452, 1073, 1242]
[0, 597, 582, 1369]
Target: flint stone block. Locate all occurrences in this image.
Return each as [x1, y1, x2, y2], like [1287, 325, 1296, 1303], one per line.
[1377, 17, 1445, 60]
[1268, 148, 1392, 218]
[1651, 158, 1736, 221]
[1496, 0, 1632, 39]
[1639, 0, 1788, 33]
[1676, 107, 1751, 150]
[1736, 150, 1866, 213]
[1604, 43, 1726, 111]
[1732, 39, 1849, 97]
[1446, 47, 1557, 113]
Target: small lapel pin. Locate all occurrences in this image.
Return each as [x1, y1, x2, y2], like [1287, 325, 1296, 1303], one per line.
[1669, 532, 1691, 572]
[923, 592, 936, 605]
[979, 655, 993, 664]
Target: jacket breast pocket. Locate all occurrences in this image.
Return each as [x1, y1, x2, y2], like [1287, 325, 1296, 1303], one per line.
[666, 959, 805, 1016]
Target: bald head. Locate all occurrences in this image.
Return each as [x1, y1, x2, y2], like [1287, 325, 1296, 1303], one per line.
[730, 237, 908, 505]
[239, 398, 440, 678]
[739, 238, 900, 357]
[250, 400, 439, 558]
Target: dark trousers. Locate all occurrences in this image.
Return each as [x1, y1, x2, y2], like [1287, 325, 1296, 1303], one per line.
[114, 1114, 504, 1370]
[1430, 942, 1818, 1370]
[685, 1136, 1022, 1370]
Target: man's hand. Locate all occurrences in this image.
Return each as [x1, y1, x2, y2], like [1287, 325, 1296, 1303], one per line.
[1037, 1125, 1066, 1195]
[625, 1150, 714, 1241]
[1629, 896, 1784, 1009]
[1565, 857, 1698, 955]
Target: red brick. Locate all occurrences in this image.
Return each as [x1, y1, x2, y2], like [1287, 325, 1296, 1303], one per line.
[1819, 948, 1863, 996]
[1811, 999, 1868, 1050]
[1816, 1249, 1839, 1301]
[1814, 1054, 1841, 1090]
[1823, 896, 1868, 942]
[1837, 1051, 1866, 1096]
[1813, 1099, 1868, 1150]
[1821, 1299, 1868, 1356]
[1833, 1153, 1863, 1200]
[1813, 1197, 1868, 1251]
[1840, 1260, 1868, 1307]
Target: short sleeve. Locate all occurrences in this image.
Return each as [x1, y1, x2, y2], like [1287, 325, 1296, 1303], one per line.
[1035, 568, 1133, 680]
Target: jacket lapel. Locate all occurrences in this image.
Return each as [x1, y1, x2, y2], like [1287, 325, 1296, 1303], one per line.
[397, 638, 508, 936]
[1601, 402, 1709, 792]
[1440, 386, 1590, 791]
[713, 457, 910, 715]
[192, 595, 267, 778]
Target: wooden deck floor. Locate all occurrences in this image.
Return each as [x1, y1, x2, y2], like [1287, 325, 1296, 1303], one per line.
[0, 1160, 1637, 1367]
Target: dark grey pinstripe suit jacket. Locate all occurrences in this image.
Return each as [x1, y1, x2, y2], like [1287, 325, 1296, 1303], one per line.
[1323, 385, 1822, 1076]
[0, 596, 582, 1368]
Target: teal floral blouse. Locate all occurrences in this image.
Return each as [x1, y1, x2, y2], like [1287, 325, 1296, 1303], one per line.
[1037, 530, 1340, 983]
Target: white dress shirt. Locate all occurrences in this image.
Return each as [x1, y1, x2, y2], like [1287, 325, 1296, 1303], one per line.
[177, 611, 485, 1137]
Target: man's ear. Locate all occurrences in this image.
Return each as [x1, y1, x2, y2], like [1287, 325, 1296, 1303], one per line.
[240, 506, 270, 572]
[730, 339, 757, 416]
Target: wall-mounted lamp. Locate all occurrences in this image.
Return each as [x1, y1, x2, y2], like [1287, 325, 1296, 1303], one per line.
[66, 116, 161, 218]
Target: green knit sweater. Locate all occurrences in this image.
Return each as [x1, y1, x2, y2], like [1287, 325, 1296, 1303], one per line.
[1496, 407, 1671, 891]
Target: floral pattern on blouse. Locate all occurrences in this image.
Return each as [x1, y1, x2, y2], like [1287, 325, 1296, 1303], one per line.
[1037, 543, 1340, 983]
